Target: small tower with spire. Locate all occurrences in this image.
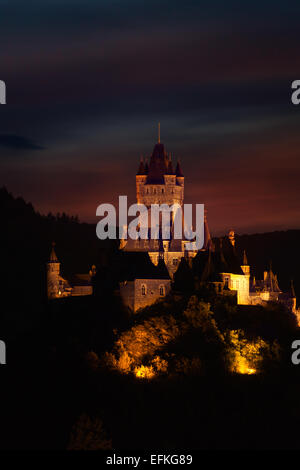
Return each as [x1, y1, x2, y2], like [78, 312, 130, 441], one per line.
[241, 249, 250, 277]
[47, 242, 60, 299]
[175, 158, 184, 188]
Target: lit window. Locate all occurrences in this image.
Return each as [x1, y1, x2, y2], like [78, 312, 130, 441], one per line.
[159, 285, 165, 296]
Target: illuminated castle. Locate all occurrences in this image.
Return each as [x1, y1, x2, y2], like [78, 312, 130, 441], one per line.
[47, 128, 299, 319]
[119, 130, 298, 314]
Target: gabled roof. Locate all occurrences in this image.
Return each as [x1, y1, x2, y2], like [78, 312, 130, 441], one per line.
[221, 236, 244, 275]
[200, 248, 223, 282]
[120, 251, 170, 281]
[69, 273, 92, 286]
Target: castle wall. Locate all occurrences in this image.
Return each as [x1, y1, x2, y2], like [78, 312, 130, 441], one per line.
[136, 177, 184, 207]
[120, 278, 171, 312]
[119, 281, 135, 311]
[134, 279, 171, 312]
[71, 286, 93, 296]
[221, 272, 250, 305]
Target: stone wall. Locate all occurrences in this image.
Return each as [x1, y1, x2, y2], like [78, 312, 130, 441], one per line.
[134, 278, 171, 312]
[120, 278, 171, 312]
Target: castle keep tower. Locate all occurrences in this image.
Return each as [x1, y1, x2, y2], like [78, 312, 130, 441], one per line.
[47, 242, 60, 299]
[136, 143, 184, 208]
[122, 127, 213, 277]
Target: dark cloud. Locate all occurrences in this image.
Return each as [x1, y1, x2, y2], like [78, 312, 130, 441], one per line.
[0, 135, 44, 150]
[1, 1, 300, 234]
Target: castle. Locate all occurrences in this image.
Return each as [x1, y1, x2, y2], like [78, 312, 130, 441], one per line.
[46, 132, 299, 320]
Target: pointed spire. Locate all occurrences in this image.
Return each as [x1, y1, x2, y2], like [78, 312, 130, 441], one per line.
[166, 154, 174, 175]
[137, 156, 146, 175]
[49, 241, 58, 262]
[175, 159, 184, 177]
[242, 249, 248, 265]
[203, 210, 213, 250]
[290, 280, 296, 298]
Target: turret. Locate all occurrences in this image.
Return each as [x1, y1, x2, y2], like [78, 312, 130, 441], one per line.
[175, 159, 184, 187]
[164, 154, 176, 186]
[241, 249, 250, 276]
[136, 156, 148, 204]
[47, 242, 60, 299]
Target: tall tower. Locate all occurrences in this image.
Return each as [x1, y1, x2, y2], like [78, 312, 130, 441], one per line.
[136, 126, 184, 207]
[47, 242, 60, 299]
[124, 128, 210, 277]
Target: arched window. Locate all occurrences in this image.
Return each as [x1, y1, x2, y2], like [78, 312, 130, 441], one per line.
[141, 284, 146, 296]
[159, 285, 165, 297]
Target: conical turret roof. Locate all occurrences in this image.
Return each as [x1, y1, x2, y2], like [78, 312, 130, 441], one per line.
[166, 157, 174, 175]
[137, 157, 146, 175]
[242, 250, 248, 265]
[175, 160, 184, 177]
[49, 242, 58, 262]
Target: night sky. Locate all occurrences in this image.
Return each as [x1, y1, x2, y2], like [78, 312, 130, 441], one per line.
[1, 0, 300, 235]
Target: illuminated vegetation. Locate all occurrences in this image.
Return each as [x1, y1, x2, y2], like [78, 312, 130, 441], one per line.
[226, 330, 281, 375]
[103, 296, 282, 379]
